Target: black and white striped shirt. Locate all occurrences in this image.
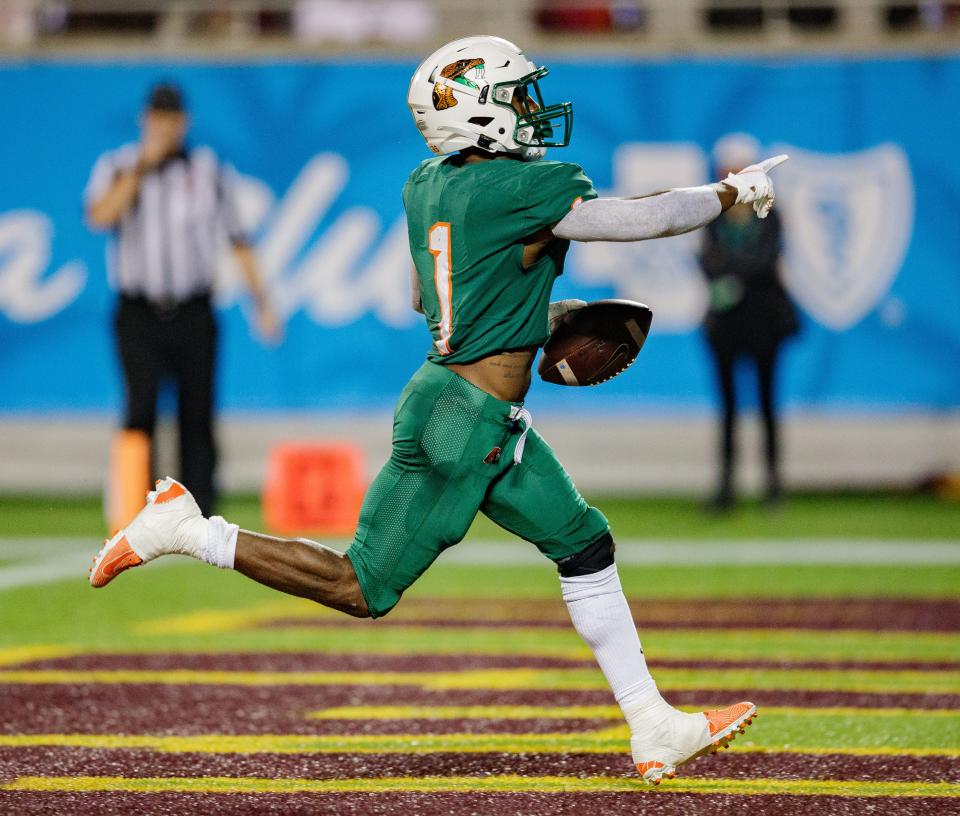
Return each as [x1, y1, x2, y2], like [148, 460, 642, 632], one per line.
[84, 143, 247, 302]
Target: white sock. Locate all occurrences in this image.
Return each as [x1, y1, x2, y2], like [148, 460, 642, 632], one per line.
[561, 564, 673, 735]
[197, 515, 238, 569]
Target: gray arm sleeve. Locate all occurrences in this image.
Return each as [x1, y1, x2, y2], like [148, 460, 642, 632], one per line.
[552, 186, 722, 242]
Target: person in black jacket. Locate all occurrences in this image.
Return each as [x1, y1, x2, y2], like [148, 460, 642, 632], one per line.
[699, 134, 799, 510]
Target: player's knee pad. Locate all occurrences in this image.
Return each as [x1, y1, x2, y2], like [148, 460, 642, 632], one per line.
[556, 532, 616, 577]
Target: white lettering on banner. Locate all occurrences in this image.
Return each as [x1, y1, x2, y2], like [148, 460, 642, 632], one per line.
[218, 153, 414, 328]
[771, 143, 913, 330]
[0, 211, 86, 323]
[571, 144, 711, 332]
[4, 146, 915, 332]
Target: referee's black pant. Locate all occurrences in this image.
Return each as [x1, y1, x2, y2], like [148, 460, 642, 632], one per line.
[114, 294, 218, 515]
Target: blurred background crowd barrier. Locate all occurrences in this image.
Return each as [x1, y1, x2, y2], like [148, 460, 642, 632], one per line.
[1, 0, 958, 497]
[1, 0, 958, 51]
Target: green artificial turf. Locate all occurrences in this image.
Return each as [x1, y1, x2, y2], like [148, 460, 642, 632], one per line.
[1, 560, 958, 653]
[1, 491, 957, 540]
[1, 525, 956, 768]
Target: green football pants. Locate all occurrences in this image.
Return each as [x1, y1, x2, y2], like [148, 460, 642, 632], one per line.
[346, 360, 609, 618]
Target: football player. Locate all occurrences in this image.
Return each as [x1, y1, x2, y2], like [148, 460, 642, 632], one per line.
[90, 36, 785, 784]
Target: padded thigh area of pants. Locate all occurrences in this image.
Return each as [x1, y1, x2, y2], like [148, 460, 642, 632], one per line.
[420, 376, 485, 468]
[347, 374, 499, 617]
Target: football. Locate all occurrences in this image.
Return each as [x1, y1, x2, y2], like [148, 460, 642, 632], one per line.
[538, 299, 653, 386]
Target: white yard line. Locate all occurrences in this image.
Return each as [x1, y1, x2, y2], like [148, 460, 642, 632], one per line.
[0, 539, 180, 590]
[0, 538, 102, 560]
[438, 539, 960, 566]
[0, 536, 958, 591]
[0, 555, 101, 590]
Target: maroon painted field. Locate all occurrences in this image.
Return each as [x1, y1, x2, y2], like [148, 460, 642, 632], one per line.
[2, 586, 958, 815]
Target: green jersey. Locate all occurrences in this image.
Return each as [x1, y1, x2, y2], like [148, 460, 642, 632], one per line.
[402, 155, 597, 365]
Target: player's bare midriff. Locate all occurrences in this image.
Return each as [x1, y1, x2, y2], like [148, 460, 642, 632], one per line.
[448, 347, 537, 403]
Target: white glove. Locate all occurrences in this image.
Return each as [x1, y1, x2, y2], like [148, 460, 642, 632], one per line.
[548, 299, 587, 333]
[721, 154, 789, 219]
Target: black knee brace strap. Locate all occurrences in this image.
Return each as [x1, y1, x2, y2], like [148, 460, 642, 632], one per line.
[556, 532, 616, 577]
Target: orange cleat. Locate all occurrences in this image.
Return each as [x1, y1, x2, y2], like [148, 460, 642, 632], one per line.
[633, 701, 757, 785]
[88, 532, 143, 588]
[88, 477, 204, 588]
[705, 702, 757, 755]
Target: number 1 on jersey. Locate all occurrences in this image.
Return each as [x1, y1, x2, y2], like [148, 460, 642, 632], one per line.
[428, 221, 454, 355]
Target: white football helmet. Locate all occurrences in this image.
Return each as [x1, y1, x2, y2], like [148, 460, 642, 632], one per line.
[407, 35, 572, 162]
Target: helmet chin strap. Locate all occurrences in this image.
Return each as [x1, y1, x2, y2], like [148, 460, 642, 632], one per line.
[437, 124, 547, 161]
[516, 125, 546, 161]
[437, 123, 510, 154]
[435, 123, 546, 161]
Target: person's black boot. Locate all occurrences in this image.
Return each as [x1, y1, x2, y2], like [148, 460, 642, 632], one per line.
[764, 476, 783, 510]
[705, 484, 735, 514]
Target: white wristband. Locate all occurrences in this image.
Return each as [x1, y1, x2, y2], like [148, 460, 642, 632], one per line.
[203, 515, 239, 570]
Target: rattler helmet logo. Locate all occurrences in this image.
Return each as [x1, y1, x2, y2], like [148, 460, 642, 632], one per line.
[432, 58, 485, 111]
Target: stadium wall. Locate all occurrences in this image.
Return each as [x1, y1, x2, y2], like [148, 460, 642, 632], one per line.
[2, 57, 958, 492]
[1, 413, 958, 495]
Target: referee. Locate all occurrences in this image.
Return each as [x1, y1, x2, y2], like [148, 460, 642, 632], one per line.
[84, 82, 277, 516]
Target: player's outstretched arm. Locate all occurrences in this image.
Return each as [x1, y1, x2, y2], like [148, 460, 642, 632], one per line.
[552, 155, 788, 243]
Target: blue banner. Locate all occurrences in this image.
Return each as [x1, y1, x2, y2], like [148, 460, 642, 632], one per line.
[2, 57, 958, 413]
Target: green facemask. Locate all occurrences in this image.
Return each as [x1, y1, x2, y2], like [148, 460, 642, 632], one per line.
[491, 67, 573, 148]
